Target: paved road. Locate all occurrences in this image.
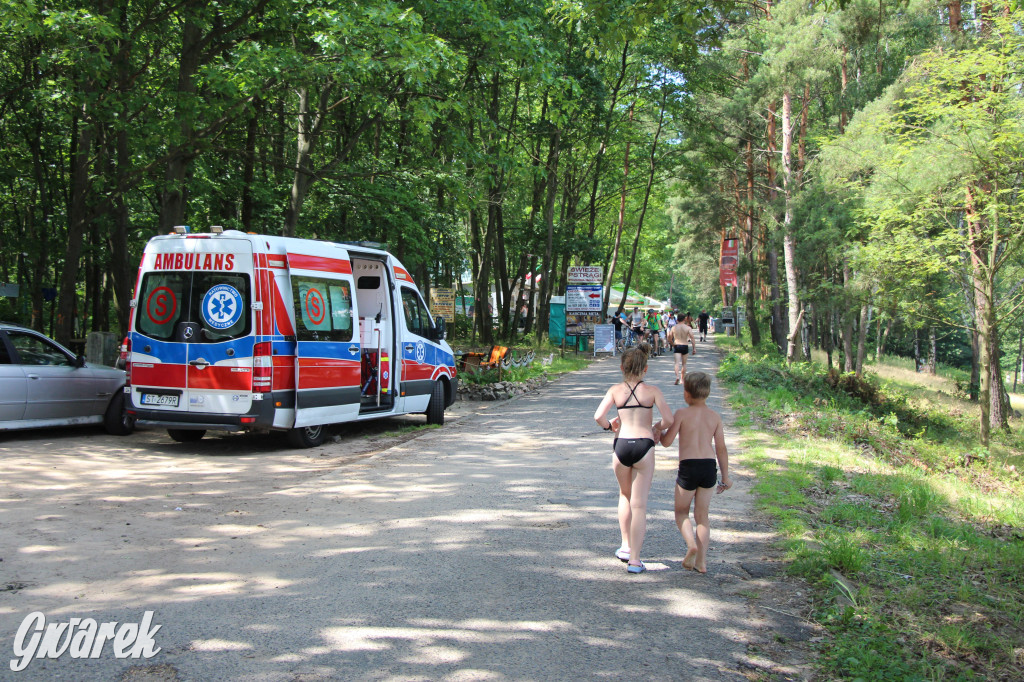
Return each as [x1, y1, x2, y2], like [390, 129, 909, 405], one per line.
[1, 339, 808, 681]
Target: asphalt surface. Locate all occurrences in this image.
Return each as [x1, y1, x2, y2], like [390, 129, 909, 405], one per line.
[1, 338, 807, 681]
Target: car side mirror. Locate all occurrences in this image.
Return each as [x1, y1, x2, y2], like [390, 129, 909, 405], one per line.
[74, 354, 86, 368]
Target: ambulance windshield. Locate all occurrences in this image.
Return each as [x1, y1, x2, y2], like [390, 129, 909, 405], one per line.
[135, 272, 251, 343]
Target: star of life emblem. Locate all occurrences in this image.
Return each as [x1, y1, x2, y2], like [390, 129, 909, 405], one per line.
[202, 284, 243, 330]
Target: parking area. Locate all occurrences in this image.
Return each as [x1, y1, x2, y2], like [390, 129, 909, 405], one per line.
[0, 404, 476, 601]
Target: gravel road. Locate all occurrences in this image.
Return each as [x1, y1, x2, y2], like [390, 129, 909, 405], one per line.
[1, 338, 814, 681]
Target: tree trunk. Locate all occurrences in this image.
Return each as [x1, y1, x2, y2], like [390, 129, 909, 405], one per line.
[588, 42, 629, 241]
[158, 21, 203, 234]
[241, 100, 260, 230]
[824, 307, 834, 369]
[284, 84, 330, 237]
[841, 264, 855, 372]
[601, 91, 635, 320]
[926, 326, 938, 374]
[1014, 328, 1022, 392]
[839, 44, 849, 134]
[56, 106, 94, 346]
[881, 316, 894, 359]
[619, 88, 667, 318]
[781, 91, 801, 364]
[855, 303, 870, 377]
[744, 137, 761, 346]
[949, 0, 963, 33]
[914, 329, 922, 372]
[535, 129, 560, 343]
[765, 100, 786, 351]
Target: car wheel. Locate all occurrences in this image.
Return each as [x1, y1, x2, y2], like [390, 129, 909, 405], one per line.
[103, 391, 135, 436]
[425, 380, 445, 425]
[168, 429, 205, 443]
[287, 424, 325, 448]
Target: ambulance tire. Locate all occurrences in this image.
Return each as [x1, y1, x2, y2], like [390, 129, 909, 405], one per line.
[103, 391, 135, 436]
[425, 380, 445, 426]
[168, 429, 205, 443]
[287, 424, 325, 448]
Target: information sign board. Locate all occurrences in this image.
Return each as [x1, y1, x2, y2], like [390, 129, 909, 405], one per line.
[567, 266, 603, 284]
[566, 285, 602, 312]
[431, 287, 455, 322]
[566, 313, 601, 337]
[594, 324, 615, 355]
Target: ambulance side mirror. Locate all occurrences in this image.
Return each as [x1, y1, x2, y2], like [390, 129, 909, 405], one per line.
[434, 317, 447, 341]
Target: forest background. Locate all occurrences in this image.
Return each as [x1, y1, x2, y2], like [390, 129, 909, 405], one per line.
[1, 0, 1022, 444]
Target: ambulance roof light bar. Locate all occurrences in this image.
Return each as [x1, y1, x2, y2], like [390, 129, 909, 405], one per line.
[210, 225, 224, 234]
[173, 225, 188, 234]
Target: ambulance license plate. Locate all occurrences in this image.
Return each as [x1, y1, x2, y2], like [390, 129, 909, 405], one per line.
[141, 393, 179, 407]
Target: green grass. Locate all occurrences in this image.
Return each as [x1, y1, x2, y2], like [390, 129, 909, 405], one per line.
[719, 345, 1024, 680]
[458, 347, 591, 386]
[380, 424, 441, 438]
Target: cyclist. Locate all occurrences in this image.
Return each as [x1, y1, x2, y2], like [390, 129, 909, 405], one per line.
[629, 307, 645, 346]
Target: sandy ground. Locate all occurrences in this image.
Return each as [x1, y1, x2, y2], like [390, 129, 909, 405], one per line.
[0, 338, 817, 681]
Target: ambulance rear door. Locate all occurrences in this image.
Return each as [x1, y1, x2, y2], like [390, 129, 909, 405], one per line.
[288, 247, 360, 428]
[131, 236, 255, 416]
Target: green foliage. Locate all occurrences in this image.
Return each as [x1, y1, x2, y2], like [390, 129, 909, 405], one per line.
[723, 342, 1024, 679]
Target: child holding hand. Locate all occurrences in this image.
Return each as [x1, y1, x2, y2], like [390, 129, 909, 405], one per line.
[659, 371, 731, 573]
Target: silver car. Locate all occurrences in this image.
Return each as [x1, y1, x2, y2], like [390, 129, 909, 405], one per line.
[0, 323, 134, 435]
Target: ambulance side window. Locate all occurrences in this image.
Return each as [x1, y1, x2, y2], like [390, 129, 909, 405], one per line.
[294, 277, 353, 342]
[401, 287, 432, 338]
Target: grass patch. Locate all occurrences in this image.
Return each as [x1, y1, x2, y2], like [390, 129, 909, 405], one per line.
[458, 348, 591, 386]
[719, 345, 1024, 680]
[380, 424, 441, 438]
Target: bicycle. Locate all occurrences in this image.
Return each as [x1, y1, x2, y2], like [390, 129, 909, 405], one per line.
[621, 326, 641, 350]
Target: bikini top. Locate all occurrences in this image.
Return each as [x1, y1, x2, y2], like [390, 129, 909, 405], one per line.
[616, 381, 654, 410]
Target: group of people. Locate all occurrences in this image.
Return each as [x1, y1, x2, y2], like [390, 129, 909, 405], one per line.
[593, 342, 731, 575]
[611, 308, 711, 354]
[610, 308, 711, 386]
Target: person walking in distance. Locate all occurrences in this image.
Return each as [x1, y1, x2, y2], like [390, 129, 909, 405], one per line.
[658, 371, 731, 573]
[669, 313, 697, 385]
[594, 347, 673, 574]
[697, 309, 710, 342]
[645, 308, 663, 356]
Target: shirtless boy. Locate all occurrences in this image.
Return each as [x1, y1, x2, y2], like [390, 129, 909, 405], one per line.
[669, 314, 696, 385]
[659, 372, 731, 573]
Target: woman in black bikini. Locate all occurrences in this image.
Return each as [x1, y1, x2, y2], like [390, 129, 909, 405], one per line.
[593, 346, 673, 574]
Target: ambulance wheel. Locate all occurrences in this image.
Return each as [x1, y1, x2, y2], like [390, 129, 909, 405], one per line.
[103, 392, 135, 436]
[287, 425, 325, 448]
[168, 429, 205, 443]
[425, 381, 445, 425]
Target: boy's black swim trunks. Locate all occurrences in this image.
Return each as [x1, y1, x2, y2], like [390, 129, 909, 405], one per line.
[676, 458, 717, 490]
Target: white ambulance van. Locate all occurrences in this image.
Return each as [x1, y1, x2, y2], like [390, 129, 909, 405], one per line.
[124, 228, 457, 447]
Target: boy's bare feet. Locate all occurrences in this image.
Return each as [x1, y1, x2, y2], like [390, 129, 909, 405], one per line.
[682, 548, 697, 570]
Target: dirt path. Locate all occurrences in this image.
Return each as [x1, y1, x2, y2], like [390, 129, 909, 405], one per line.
[1, 338, 815, 681]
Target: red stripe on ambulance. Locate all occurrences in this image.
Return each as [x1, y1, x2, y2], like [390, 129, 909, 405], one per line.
[288, 254, 352, 275]
[296, 359, 360, 389]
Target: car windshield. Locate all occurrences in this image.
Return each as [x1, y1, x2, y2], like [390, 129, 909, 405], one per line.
[135, 271, 250, 343]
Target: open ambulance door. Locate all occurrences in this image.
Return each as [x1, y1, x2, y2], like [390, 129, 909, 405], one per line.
[288, 251, 360, 428]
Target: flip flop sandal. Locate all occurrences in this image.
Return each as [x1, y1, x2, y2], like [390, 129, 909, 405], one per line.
[615, 548, 630, 562]
[627, 561, 646, 574]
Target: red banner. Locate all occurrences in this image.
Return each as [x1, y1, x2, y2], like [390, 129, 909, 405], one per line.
[719, 238, 739, 287]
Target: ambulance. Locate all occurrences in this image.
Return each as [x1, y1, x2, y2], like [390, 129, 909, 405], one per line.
[124, 228, 457, 447]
